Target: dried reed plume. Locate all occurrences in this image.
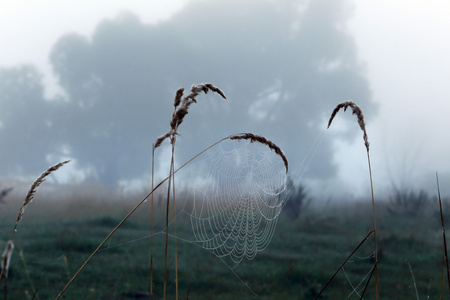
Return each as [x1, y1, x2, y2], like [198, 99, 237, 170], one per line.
[11, 160, 70, 240]
[155, 83, 227, 148]
[230, 133, 289, 173]
[326, 101, 378, 299]
[1, 241, 14, 280]
[328, 100, 369, 152]
[153, 83, 226, 300]
[1, 160, 70, 282]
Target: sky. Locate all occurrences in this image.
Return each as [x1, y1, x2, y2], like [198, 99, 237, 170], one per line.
[347, 0, 450, 197]
[0, 0, 449, 199]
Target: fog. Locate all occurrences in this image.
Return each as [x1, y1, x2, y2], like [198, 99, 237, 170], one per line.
[1, 0, 449, 199]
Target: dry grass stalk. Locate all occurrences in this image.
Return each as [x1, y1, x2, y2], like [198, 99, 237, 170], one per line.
[327, 101, 378, 299]
[155, 132, 172, 149]
[163, 152, 174, 300]
[436, 173, 450, 298]
[1, 160, 70, 282]
[155, 83, 227, 148]
[230, 133, 289, 173]
[173, 88, 185, 108]
[11, 160, 70, 240]
[328, 100, 369, 152]
[154, 83, 226, 300]
[150, 144, 155, 299]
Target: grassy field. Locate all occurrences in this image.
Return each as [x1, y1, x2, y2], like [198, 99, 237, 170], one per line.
[0, 188, 447, 299]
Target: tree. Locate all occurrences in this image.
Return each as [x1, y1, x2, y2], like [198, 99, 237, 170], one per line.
[0, 0, 375, 186]
[0, 65, 61, 175]
[283, 178, 310, 220]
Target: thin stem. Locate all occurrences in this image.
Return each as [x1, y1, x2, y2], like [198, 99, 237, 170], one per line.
[163, 153, 173, 300]
[150, 144, 155, 299]
[33, 283, 40, 300]
[360, 263, 376, 299]
[186, 282, 191, 300]
[56, 180, 163, 299]
[406, 259, 419, 300]
[3, 277, 6, 300]
[367, 152, 378, 299]
[436, 173, 450, 297]
[315, 230, 374, 299]
[172, 144, 179, 300]
[327, 100, 378, 298]
[441, 252, 445, 300]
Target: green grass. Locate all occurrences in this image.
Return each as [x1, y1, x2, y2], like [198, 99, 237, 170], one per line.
[0, 194, 446, 299]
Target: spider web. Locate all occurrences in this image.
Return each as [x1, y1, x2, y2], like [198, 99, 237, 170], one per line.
[184, 138, 288, 268]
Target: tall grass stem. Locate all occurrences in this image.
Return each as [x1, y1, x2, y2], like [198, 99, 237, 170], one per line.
[150, 144, 155, 299]
[163, 159, 172, 300]
[172, 144, 179, 300]
[367, 153, 378, 299]
[436, 172, 450, 297]
[327, 101, 378, 299]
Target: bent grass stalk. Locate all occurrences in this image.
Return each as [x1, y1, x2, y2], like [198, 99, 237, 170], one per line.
[56, 132, 286, 299]
[327, 100, 378, 299]
[230, 133, 288, 173]
[0, 160, 70, 282]
[436, 173, 450, 298]
[11, 160, 71, 242]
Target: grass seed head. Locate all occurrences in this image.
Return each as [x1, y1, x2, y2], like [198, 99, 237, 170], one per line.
[230, 133, 289, 173]
[155, 132, 172, 149]
[14, 160, 71, 234]
[156, 83, 227, 148]
[173, 88, 185, 108]
[328, 100, 370, 152]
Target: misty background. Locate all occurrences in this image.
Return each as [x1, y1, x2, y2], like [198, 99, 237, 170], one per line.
[1, 0, 449, 199]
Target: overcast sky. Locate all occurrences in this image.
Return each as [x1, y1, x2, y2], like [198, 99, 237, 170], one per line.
[348, 0, 450, 197]
[1, 0, 449, 199]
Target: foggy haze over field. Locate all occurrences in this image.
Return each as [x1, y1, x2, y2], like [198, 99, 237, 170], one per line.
[1, 0, 450, 199]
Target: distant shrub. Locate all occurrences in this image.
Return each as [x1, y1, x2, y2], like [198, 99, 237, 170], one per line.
[283, 179, 309, 220]
[0, 187, 13, 206]
[387, 188, 429, 217]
